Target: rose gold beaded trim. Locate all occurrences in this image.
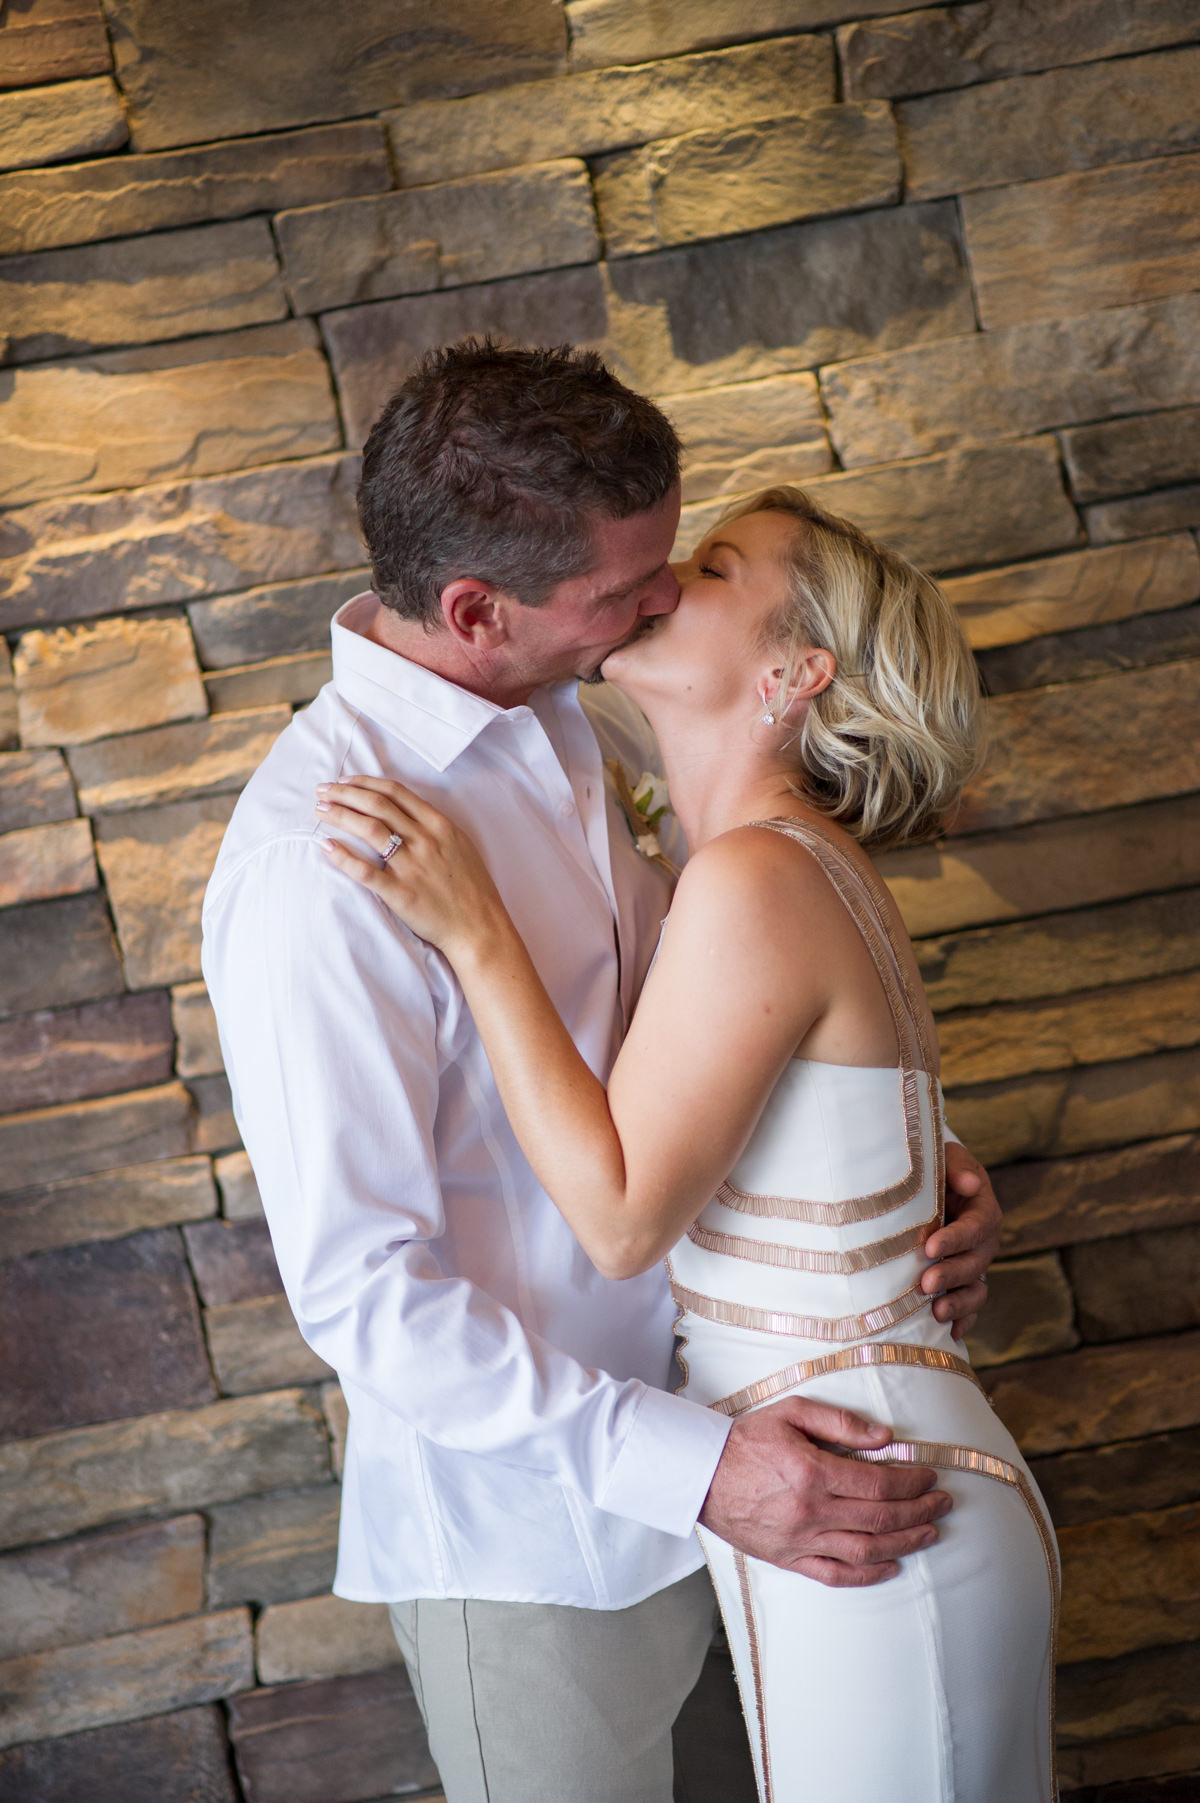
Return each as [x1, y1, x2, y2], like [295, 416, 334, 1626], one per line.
[708, 1340, 986, 1418]
[734, 1548, 774, 1803]
[688, 1207, 938, 1273]
[670, 1278, 929, 1342]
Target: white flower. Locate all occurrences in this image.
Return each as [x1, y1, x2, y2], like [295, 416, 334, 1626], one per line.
[631, 772, 670, 825]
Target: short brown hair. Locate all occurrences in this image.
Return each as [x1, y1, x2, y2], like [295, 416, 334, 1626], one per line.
[358, 339, 681, 625]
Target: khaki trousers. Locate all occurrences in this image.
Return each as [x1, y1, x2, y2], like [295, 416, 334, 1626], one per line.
[388, 1566, 721, 1803]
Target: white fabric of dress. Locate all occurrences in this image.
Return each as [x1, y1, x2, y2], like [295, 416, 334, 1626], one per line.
[672, 818, 1059, 1803]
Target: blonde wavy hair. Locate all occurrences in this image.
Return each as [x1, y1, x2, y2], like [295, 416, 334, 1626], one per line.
[727, 486, 984, 853]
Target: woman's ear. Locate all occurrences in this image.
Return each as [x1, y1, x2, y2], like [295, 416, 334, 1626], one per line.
[760, 650, 835, 724]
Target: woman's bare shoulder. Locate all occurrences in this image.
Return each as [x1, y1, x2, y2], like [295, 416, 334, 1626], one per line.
[668, 822, 849, 962]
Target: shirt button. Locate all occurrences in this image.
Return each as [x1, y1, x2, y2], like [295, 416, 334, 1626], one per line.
[560, 801, 576, 818]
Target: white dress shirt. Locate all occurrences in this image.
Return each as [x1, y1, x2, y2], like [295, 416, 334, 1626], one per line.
[202, 594, 731, 1608]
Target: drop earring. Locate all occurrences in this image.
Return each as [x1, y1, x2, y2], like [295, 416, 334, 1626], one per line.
[761, 709, 776, 726]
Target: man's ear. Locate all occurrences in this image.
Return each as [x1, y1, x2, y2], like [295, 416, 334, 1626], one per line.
[440, 579, 511, 649]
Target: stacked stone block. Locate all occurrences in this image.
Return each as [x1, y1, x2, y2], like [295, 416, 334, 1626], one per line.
[1, 1, 1199, 1796]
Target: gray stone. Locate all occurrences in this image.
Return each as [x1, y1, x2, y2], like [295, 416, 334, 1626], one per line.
[14, 614, 207, 748]
[227, 1668, 438, 1803]
[564, 0, 923, 71]
[820, 293, 1200, 467]
[0, 1703, 239, 1803]
[1032, 1428, 1200, 1532]
[184, 1218, 281, 1307]
[899, 44, 1200, 200]
[880, 792, 1200, 939]
[1058, 1638, 1200, 1749]
[205, 1294, 333, 1396]
[0, 1607, 253, 1749]
[943, 534, 1200, 652]
[172, 983, 222, 1079]
[0, 1389, 332, 1550]
[963, 1252, 1077, 1367]
[0, 453, 361, 633]
[1087, 483, 1200, 544]
[188, 571, 368, 669]
[207, 1485, 339, 1607]
[321, 1381, 348, 1480]
[0, 0, 112, 90]
[1064, 404, 1200, 504]
[976, 602, 1200, 694]
[0, 1156, 217, 1261]
[205, 652, 334, 715]
[840, 0, 1200, 100]
[107, 0, 567, 151]
[963, 151, 1200, 330]
[1058, 1721, 1200, 1791]
[997, 1134, 1200, 1258]
[0, 76, 125, 174]
[0, 1516, 204, 1661]
[0, 991, 174, 1113]
[0, 641, 15, 748]
[1067, 1224, 1200, 1344]
[958, 660, 1200, 835]
[663, 373, 832, 503]
[215, 1151, 263, 1222]
[980, 1329, 1200, 1457]
[595, 103, 900, 256]
[1057, 1502, 1200, 1665]
[188, 1073, 240, 1155]
[0, 749, 75, 833]
[256, 1594, 403, 1685]
[0, 818, 97, 909]
[385, 35, 833, 186]
[69, 708, 289, 816]
[918, 888, 1200, 1015]
[0, 122, 390, 257]
[0, 892, 122, 1019]
[94, 794, 239, 989]
[0, 321, 341, 507]
[0, 1082, 192, 1196]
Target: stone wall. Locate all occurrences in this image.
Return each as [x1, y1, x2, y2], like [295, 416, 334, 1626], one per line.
[1, 3, 1199, 1797]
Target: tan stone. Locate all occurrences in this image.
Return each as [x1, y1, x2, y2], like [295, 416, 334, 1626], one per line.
[14, 615, 206, 749]
[1064, 404, 1200, 505]
[963, 151, 1200, 331]
[187, 1073, 239, 1155]
[205, 653, 333, 715]
[0, 1082, 192, 1195]
[205, 1294, 333, 1396]
[0, 749, 75, 833]
[227, 1667, 438, 1803]
[662, 374, 831, 503]
[278, 160, 599, 316]
[0, 322, 340, 508]
[0, 1156, 216, 1260]
[321, 1380, 348, 1480]
[1058, 1721, 1200, 1791]
[189, 571, 367, 669]
[0, 218, 287, 365]
[0, 1704, 240, 1803]
[981, 1330, 1200, 1457]
[0, 76, 125, 174]
[899, 43, 1200, 200]
[678, 436, 1079, 574]
[997, 1134, 1200, 1257]
[0, 990, 174, 1112]
[0, 0, 112, 89]
[565, 0, 913, 71]
[0, 1607, 253, 1748]
[0, 454, 361, 634]
[0, 122, 390, 257]
[0, 817, 96, 907]
[172, 983, 222, 1079]
[94, 794, 238, 989]
[821, 293, 1200, 467]
[0, 891, 122, 1019]
[215, 1150, 263, 1222]
[107, 0, 567, 152]
[1058, 1637, 1200, 1746]
[0, 641, 15, 750]
[941, 534, 1200, 652]
[185, 1217, 279, 1306]
[918, 887, 1200, 1016]
[0, 1389, 331, 1550]
[1067, 1223, 1200, 1344]
[984, 570, 1195, 698]
[1058, 1503, 1200, 1664]
[386, 35, 833, 186]
[1086, 482, 1200, 544]
[963, 1253, 1077, 1368]
[940, 969, 1200, 1090]
[0, 1516, 204, 1661]
[880, 793, 1200, 939]
[69, 707, 288, 816]
[207, 1484, 340, 1607]
[839, 0, 1200, 101]
[256, 1594, 403, 1685]
[1033, 1427, 1200, 1532]
[595, 104, 900, 257]
[946, 1044, 1200, 1168]
[957, 660, 1200, 835]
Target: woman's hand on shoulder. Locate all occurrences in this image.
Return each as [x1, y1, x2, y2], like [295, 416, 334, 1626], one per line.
[315, 777, 506, 958]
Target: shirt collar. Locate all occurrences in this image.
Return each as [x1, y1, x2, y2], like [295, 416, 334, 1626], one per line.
[332, 591, 571, 774]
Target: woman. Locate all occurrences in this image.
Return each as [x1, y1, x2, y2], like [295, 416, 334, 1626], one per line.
[315, 487, 1058, 1802]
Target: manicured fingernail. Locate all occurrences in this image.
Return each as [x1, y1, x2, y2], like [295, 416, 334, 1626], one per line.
[319, 839, 333, 852]
[315, 802, 329, 812]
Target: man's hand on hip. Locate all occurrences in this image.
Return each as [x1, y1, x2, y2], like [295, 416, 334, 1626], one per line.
[922, 1141, 1002, 1340]
[699, 1397, 951, 1586]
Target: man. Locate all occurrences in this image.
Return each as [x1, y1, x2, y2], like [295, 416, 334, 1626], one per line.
[203, 341, 998, 1803]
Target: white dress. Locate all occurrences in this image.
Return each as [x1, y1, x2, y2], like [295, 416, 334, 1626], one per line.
[671, 819, 1058, 1803]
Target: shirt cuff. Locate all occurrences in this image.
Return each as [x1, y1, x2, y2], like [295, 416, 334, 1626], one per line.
[597, 1383, 732, 1540]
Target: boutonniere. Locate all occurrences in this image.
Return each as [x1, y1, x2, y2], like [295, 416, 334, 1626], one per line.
[605, 761, 678, 878]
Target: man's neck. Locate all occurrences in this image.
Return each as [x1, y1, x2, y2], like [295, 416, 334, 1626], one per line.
[365, 600, 538, 709]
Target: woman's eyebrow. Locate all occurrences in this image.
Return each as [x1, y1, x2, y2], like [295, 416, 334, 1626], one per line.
[705, 539, 746, 560]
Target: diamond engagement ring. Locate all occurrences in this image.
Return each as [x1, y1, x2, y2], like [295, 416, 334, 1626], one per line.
[380, 833, 404, 863]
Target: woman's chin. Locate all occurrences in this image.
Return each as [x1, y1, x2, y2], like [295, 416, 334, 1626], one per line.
[601, 624, 659, 689]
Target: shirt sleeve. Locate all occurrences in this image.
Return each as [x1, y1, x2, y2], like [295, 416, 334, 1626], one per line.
[202, 834, 729, 1540]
